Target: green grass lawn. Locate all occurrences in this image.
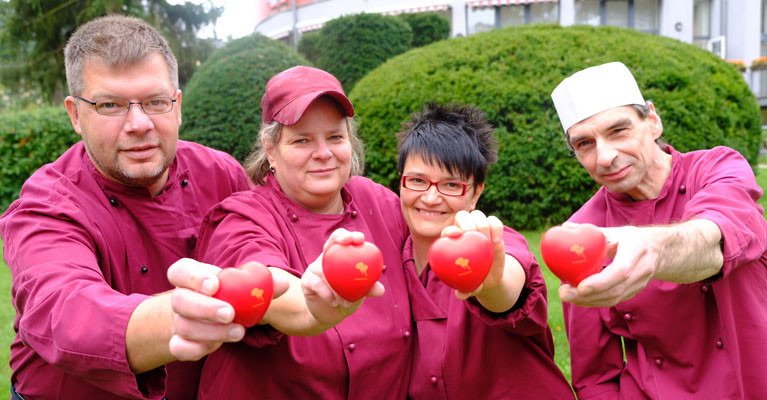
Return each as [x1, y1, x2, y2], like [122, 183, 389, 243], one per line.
[0, 240, 12, 400]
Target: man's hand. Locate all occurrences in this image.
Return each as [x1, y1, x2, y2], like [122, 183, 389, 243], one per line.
[167, 258, 288, 361]
[559, 220, 722, 308]
[559, 225, 657, 308]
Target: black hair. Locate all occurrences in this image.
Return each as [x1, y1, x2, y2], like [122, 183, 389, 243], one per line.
[396, 102, 498, 185]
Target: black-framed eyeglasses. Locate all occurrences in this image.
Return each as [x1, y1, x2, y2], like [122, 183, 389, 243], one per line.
[76, 96, 177, 116]
[401, 175, 470, 197]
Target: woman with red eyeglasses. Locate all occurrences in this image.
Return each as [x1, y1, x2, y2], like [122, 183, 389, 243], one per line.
[397, 102, 574, 399]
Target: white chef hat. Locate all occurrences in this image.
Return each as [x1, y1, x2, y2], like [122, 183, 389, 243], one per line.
[551, 62, 645, 133]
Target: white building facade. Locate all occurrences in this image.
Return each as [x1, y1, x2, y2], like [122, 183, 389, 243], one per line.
[255, 0, 767, 104]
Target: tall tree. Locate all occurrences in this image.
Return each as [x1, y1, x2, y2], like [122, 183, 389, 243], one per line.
[0, 0, 221, 107]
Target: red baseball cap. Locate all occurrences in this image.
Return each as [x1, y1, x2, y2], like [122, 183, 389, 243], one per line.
[261, 66, 355, 125]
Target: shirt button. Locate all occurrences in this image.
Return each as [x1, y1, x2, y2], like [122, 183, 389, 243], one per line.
[181, 179, 188, 187]
[623, 313, 633, 321]
[655, 357, 664, 366]
[430, 376, 438, 384]
[289, 214, 298, 222]
[140, 266, 148, 274]
[679, 185, 686, 194]
[700, 285, 709, 293]
[351, 210, 358, 218]
[403, 330, 411, 339]
[109, 198, 118, 207]
[347, 343, 356, 352]
[716, 338, 724, 349]
[382, 264, 387, 272]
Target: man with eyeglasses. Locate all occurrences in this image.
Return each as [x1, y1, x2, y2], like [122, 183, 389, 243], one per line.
[0, 15, 283, 400]
[551, 62, 767, 398]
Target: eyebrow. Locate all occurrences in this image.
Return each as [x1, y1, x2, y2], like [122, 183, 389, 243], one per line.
[88, 90, 172, 99]
[569, 118, 633, 145]
[606, 118, 632, 131]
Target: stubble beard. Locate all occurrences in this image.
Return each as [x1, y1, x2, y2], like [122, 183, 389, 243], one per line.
[85, 143, 173, 189]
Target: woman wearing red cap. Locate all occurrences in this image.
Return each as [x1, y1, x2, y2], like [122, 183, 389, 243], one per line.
[193, 66, 413, 399]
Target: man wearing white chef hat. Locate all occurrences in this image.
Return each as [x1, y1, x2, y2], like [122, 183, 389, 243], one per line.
[551, 61, 767, 399]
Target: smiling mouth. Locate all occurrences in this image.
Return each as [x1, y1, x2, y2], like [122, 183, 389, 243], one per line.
[121, 145, 158, 160]
[417, 208, 445, 217]
[310, 168, 336, 174]
[601, 166, 629, 180]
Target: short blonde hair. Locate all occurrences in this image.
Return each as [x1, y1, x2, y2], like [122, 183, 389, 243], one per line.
[64, 15, 179, 96]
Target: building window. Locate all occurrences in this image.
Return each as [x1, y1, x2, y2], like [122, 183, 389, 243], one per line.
[530, 2, 559, 24]
[634, 0, 658, 33]
[575, 0, 657, 33]
[474, 3, 559, 31]
[467, 6, 496, 34]
[693, 0, 711, 49]
[605, 0, 629, 28]
[575, 0, 601, 26]
[762, 0, 767, 56]
[500, 5, 526, 27]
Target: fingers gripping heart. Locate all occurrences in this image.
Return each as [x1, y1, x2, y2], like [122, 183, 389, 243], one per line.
[540, 224, 607, 286]
[213, 262, 274, 327]
[428, 231, 494, 293]
[323, 241, 384, 302]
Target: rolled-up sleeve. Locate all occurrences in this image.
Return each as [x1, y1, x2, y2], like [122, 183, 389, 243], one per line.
[682, 147, 767, 278]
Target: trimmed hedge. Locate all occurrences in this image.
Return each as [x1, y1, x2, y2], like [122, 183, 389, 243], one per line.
[0, 107, 79, 210]
[314, 13, 413, 91]
[399, 12, 450, 48]
[297, 31, 322, 64]
[350, 25, 760, 230]
[180, 34, 309, 161]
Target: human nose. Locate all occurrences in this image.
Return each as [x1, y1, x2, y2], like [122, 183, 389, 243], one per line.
[420, 183, 443, 204]
[124, 103, 155, 133]
[313, 138, 332, 160]
[596, 138, 618, 169]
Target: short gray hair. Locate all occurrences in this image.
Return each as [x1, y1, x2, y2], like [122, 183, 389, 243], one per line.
[64, 15, 179, 96]
[244, 117, 365, 185]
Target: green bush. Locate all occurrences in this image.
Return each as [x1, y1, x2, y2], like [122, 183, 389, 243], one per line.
[0, 107, 79, 210]
[398, 12, 450, 48]
[297, 31, 322, 64]
[350, 25, 761, 230]
[314, 13, 412, 91]
[181, 34, 309, 161]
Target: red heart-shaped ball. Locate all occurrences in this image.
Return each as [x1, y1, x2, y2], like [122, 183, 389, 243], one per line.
[323, 241, 384, 302]
[540, 224, 607, 286]
[213, 261, 274, 327]
[428, 231, 494, 293]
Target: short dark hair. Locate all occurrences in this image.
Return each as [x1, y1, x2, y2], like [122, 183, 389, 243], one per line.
[397, 102, 498, 185]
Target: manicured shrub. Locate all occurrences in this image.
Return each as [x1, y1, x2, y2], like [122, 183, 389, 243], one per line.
[314, 13, 412, 91]
[0, 107, 79, 210]
[398, 12, 450, 47]
[350, 25, 760, 230]
[297, 31, 322, 63]
[181, 34, 309, 161]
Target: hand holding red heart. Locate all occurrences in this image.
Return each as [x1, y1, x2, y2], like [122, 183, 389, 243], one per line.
[213, 261, 274, 327]
[540, 223, 607, 286]
[167, 258, 289, 362]
[429, 230, 494, 293]
[301, 228, 385, 327]
[555, 224, 662, 308]
[429, 210, 526, 313]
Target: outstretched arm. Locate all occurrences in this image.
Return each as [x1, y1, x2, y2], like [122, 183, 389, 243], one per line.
[559, 219, 722, 308]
